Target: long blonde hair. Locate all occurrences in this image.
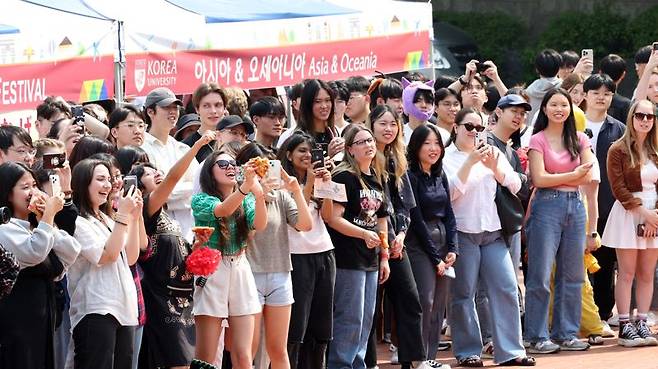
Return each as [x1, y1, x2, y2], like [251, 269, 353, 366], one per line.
[333, 125, 381, 190]
[621, 99, 658, 167]
[366, 105, 407, 189]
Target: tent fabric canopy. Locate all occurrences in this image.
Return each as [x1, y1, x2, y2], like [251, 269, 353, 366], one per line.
[165, 0, 358, 23]
[0, 24, 19, 34]
[20, 0, 113, 20]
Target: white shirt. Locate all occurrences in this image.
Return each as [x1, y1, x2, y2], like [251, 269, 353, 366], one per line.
[443, 144, 521, 233]
[288, 201, 334, 254]
[585, 118, 605, 155]
[0, 219, 80, 273]
[68, 214, 138, 330]
[141, 132, 199, 241]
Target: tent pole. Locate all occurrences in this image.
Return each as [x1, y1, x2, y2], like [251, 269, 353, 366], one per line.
[114, 20, 125, 103]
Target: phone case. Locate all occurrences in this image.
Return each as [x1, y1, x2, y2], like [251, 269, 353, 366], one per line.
[637, 224, 646, 237]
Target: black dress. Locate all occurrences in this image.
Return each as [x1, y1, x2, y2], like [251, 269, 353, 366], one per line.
[138, 195, 195, 368]
[0, 251, 64, 369]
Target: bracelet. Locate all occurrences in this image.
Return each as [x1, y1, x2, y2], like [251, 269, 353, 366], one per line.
[238, 186, 248, 196]
[458, 76, 467, 85]
[114, 220, 128, 227]
[114, 212, 131, 225]
[380, 250, 390, 262]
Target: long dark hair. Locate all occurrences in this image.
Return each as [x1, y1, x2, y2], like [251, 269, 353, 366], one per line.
[298, 79, 335, 133]
[277, 132, 316, 184]
[198, 150, 249, 247]
[533, 88, 580, 160]
[0, 162, 33, 218]
[69, 136, 116, 168]
[407, 124, 446, 177]
[72, 158, 113, 218]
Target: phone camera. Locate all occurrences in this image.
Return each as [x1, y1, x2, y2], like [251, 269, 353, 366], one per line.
[0, 206, 10, 224]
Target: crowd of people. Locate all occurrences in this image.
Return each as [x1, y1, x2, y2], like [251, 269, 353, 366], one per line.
[1, 42, 658, 369]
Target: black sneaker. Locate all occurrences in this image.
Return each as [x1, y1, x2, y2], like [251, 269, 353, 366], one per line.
[635, 320, 658, 346]
[618, 321, 645, 347]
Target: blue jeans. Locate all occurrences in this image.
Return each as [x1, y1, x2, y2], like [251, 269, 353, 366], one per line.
[524, 189, 586, 342]
[450, 231, 525, 364]
[328, 268, 378, 369]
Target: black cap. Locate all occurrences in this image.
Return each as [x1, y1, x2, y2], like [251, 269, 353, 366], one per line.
[216, 115, 254, 134]
[174, 113, 201, 139]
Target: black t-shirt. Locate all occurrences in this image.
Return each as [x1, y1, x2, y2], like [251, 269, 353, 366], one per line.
[328, 170, 388, 271]
[182, 131, 214, 163]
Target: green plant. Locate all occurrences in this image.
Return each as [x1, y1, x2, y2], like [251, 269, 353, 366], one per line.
[627, 5, 658, 53]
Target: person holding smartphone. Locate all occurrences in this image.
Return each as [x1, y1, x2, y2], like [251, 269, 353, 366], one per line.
[444, 108, 530, 366]
[524, 89, 595, 354]
[602, 99, 658, 347]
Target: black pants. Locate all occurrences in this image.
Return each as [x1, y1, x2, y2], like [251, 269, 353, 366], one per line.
[73, 314, 134, 369]
[591, 246, 616, 320]
[365, 251, 426, 365]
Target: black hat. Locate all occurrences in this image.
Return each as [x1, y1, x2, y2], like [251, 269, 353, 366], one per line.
[174, 114, 201, 139]
[216, 115, 254, 135]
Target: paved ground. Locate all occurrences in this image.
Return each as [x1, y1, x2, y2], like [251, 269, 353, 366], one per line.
[376, 332, 658, 368]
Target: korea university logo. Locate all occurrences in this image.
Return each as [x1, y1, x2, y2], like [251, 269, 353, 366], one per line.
[134, 59, 146, 93]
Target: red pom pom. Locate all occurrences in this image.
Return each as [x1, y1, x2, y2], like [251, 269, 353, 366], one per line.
[186, 247, 222, 276]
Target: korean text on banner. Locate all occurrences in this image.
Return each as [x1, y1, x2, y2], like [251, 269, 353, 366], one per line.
[126, 31, 430, 95]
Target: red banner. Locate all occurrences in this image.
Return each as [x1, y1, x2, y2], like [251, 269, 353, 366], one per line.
[0, 56, 115, 113]
[126, 31, 430, 95]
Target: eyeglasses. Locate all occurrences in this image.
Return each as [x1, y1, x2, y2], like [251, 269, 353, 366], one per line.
[118, 122, 146, 130]
[460, 123, 486, 132]
[215, 159, 237, 169]
[634, 112, 656, 121]
[225, 129, 247, 139]
[8, 147, 37, 157]
[352, 137, 375, 146]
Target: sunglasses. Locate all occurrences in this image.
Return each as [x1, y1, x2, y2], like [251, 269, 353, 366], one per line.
[215, 159, 237, 169]
[634, 112, 656, 121]
[461, 123, 486, 132]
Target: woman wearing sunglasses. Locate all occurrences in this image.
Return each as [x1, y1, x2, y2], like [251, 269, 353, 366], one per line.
[602, 99, 658, 347]
[326, 125, 390, 369]
[443, 108, 533, 367]
[191, 151, 267, 369]
[524, 88, 595, 354]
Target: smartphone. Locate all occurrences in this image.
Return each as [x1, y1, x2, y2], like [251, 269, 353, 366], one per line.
[637, 224, 646, 237]
[236, 166, 245, 183]
[123, 175, 138, 196]
[475, 61, 491, 73]
[72, 105, 85, 126]
[653, 42, 658, 52]
[311, 148, 325, 169]
[268, 160, 282, 187]
[444, 266, 456, 279]
[318, 142, 329, 157]
[475, 131, 486, 148]
[581, 49, 593, 61]
[49, 174, 61, 197]
[43, 152, 66, 169]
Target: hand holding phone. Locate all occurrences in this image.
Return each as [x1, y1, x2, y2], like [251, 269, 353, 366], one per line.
[43, 153, 66, 169]
[123, 175, 138, 196]
[475, 131, 486, 148]
[311, 148, 325, 169]
[49, 175, 62, 197]
[267, 160, 282, 188]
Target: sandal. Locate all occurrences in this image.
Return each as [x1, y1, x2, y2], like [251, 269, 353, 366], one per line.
[499, 356, 536, 366]
[459, 355, 484, 367]
[588, 334, 604, 345]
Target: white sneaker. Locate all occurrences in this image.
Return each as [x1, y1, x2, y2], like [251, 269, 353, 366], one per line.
[390, 346, 399, 364]
[607, 314, 619, 327]
[480, 341, 494, 359]
[601, 320, 615, 338]
[415, 360, 451, 369]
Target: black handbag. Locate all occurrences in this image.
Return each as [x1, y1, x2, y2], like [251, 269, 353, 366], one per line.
[495, 184, 524, 237]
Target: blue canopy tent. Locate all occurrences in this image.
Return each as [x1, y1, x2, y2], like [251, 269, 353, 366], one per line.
[165, 0, 358, 23]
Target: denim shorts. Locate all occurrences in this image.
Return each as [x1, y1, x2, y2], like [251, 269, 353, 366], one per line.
[253, 272, 294, 306]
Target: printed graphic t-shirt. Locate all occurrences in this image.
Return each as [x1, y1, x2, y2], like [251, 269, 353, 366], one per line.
[328, 170, 389, 271]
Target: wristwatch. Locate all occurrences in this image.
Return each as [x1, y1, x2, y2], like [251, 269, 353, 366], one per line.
[458, 75, 467, 85]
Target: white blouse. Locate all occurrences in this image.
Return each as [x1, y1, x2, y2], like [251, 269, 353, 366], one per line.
[443, 144, 521, 233]
[68, 213, 137, 330]
[0, 219, 80, 274]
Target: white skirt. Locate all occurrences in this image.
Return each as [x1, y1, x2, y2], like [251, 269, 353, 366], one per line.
[602, 191, 658, 249]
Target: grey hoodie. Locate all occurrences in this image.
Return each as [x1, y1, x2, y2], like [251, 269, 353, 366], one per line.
[526, 77, 562, 126]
